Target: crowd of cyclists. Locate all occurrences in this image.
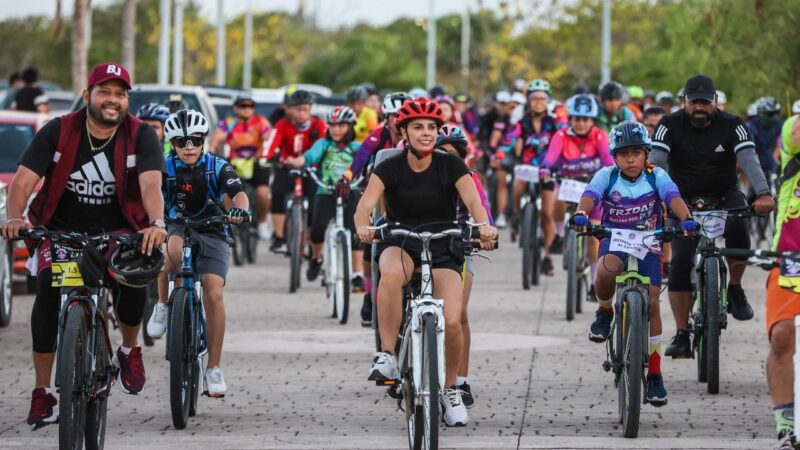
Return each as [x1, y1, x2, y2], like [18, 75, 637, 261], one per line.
[2, 60, 800, 449]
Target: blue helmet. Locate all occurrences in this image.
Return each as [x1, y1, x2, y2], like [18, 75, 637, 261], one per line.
[609, 121, 652, 156]
[136, 102, 170, 123]
[436, 124, 468, 147]
[566, 94, 598, 118]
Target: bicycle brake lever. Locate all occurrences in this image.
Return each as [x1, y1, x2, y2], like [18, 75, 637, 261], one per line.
[473, 253, 493, 263]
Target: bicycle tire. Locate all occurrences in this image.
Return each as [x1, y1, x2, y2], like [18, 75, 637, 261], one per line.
[289, 203, 303, 293]
[84, 313, 109, 450]
[565, 230, 577, 321]
[188, 355, 200, 417]
[530, 198, 541, 286]
[59, 303, 88, 450]
[168, 288, 192, 429]
[618, 289, 644, 438]
[0, 247, 12, 327]
[142, 282, 158, 347]
[231, 226, 245, 267]
[372, 252, 381, 353]
[336, 230, 351, 325]
[246, 222, 259, 263]
[422, 314, 439, 449]
[405, 329, 421, 450]
[521, 202, 533, 290]
[700, 257, 721, 394]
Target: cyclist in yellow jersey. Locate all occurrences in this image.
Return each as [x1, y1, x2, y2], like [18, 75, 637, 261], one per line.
[347, 85, 378, 141]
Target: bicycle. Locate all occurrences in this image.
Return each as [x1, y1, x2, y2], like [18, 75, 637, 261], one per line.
[163, 214, 248, 429]
[688, 202, 755, 394]
[19, 228, 142, 450]
[514, 164, 543, 289]
[370, 222, 484, 450]
[307, 170, 363, 325]
[579, 225, 685, 438]
[555, 172, 592, 321]
[749, 172, 778, 249]
[285, 168, 307, 293]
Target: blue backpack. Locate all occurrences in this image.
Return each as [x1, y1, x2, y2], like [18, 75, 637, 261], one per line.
[165, 153, 224, 219]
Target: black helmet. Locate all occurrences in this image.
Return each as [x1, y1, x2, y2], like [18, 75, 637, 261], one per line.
[599, 81, 624, 100]
[234, 92, 256, 106]
[429, 85, 447, 98]
[346, 86, 369, 103]
[108, 244, 164, 288]
[452, 91, 470, 103]
[572, 83, 590, 95]
[757, 96, 781, 115]
[285, 89, 314, 106]
[360, 82, 378, 95]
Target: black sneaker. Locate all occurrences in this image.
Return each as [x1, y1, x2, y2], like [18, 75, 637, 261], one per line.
[269, 237, 287, 254]
[360, 295, 372, 327]
[459, 383, 474, 408]
[352, 275, 366, 293]
[727, 284, 754, 321]
[664, 329, 693, 358]
[646, 374, 668, 407]
[541, 256, 554, 276]
[586, 284, 598, 303]
[549, 235, 563, 255]
[306, 258, 322, 281]
[589, 308, 613, 343]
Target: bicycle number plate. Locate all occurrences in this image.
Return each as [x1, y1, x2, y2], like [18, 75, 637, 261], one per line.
[514, 164, 539, 183]
[609, 229, 655, 260]
[557, 179, 588, 204]
[230, 158, 255, 180]
[50, 243, 84, 287]
[694, 211, 727, 240]
[780, 257, 800, 294]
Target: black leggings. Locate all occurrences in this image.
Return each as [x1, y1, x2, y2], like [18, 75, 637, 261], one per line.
[31, 269, 146, 353]
[310, 192, 359, 244]
[668, 190, 751, 292]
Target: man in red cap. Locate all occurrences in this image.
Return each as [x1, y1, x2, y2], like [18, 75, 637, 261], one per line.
[1, 62, 167, 430]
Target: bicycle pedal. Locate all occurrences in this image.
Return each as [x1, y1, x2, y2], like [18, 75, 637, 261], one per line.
[375, 379, 398, 386]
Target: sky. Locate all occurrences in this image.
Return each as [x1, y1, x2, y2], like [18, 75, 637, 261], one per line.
[0, 0, 531, 29]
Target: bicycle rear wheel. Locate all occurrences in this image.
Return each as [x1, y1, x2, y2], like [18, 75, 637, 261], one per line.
[698, 257, 721, 394]
[565, 230, 578, 321]
[289, 202, 303, 293]
[59, 303, 88, 450]
[336, 230, 351, 325]
[521, 203, 534, 290]
[85, 315, 109, 450]
[618, 290, 644, 438]
[168, 288, 192, 429]
[530, 198, 541, 286]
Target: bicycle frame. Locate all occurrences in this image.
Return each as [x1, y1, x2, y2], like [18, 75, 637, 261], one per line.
[692, 233, 729, 339]
[608, 255, 650, 387]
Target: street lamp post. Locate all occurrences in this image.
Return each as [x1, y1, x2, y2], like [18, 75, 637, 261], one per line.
[158, 0, 171, 85]
[426, 0, 436, 89]
[172, 0, 184, 85]
[600, 0, 611, 85]
[243, 0, 253, 90]
[216, 0, 226, 86]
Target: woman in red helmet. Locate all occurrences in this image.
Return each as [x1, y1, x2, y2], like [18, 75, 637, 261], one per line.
[355, 97, 496, 427]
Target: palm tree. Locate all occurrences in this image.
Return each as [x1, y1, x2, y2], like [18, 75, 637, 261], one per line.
[121, 0, 137, 82]
[66, 0, 91, 94]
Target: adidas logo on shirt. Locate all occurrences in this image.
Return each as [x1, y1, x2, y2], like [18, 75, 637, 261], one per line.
[714, 145, 725, 153]
[65, 152, 116, 205]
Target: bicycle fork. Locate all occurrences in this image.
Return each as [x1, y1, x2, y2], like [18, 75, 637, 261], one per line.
[410, 299, 445, 397]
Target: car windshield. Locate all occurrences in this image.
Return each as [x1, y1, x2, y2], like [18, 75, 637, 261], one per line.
[0, 123, 35, 173]
[214, 104, 233, 122]
[255, 102, 280, 119]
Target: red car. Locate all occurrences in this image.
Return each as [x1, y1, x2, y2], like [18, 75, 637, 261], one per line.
[0, 111, 49, 293]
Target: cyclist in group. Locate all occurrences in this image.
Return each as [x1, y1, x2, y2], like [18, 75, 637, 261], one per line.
[747, 96, 783, 180]
[147, 109, 249, 398]
[649, 74, 775, 358]
[136, 102, 171, 155]
[642, 106, 667, 139]
[355, 97, 496, 427]
[716, 90, 728, 111]
[539, 93, 614, 299]
[0, 63, 167, 429]
[626, 85, 645, 121]
[347, 85, 379, 142]
[482, 90, 520, 228]
[210, 93, 273, 240]
[643, 90, 657, 109]
[656, 91, 676, 113]
[260, 89, 327, 253]
[286, 106, 365, 291]
[766, 111, 800, 449]
[510, 91, 528, 125]
[453, 91, 479, 136]
[511, 79, 559, 273]
[596, 81, 635, 133]
[362, 82, 382, 114]
[569, 121, 696, 406]
[437, 124, 494, 408]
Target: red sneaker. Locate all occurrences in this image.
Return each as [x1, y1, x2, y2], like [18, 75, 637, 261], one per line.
[113, 346, 146, 394]
[27, 388, 59, 430]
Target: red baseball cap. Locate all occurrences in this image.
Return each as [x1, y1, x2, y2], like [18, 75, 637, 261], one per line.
[87, 62, 132, 90]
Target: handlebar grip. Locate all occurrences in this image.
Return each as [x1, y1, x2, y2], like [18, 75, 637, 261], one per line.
[717, 248, 756, 258]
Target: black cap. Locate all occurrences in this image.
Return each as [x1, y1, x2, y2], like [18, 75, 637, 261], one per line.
[683, 74, 716, 102]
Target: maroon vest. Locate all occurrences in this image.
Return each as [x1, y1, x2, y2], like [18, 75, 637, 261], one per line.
[27, 108, 150, 231]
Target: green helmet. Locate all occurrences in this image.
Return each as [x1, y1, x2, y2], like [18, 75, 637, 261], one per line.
[527, 79, 551, 96]
[627, 85, 644, 100]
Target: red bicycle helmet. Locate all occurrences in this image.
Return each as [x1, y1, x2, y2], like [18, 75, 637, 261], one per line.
[396, 97, 445, 128]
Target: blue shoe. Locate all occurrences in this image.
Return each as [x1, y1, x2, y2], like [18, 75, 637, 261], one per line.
[589, 308, 613, 343]
[646, 374, 668, 407]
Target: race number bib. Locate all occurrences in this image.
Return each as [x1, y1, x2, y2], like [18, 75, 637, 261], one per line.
[609, 229, 656, 260]
[513, 165, 539, 183]
[50, 243, 84, 287]
[694, 211, 727, 240]
[780, 256, 800, 294]
[557, 179, 588, 204]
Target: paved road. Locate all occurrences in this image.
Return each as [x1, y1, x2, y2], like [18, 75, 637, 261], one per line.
[0, 233, 777, 449]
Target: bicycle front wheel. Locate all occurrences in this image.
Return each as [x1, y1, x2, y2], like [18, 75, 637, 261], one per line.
[618, 289, 644, 438]
[698, 257, 721, 394]
[84, 314, 110, 450]
[59, 303, 88, 450]
[530, 198, 541, 286]
[231, 226, 245, 267]
[565, 230, 578, 321]
[335, 230, 351, 324]
[168, 288, 192, 429]
[521, 202, 534, 290]
[289, 202, 303, 293]
[421, 314, 439, 449]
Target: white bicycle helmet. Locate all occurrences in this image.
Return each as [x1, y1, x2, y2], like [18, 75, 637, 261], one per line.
[382, 92, 412, 115]
[716, 90, 727, 105]
[164, 109, 209, 141]
[793, 99, 800, 115]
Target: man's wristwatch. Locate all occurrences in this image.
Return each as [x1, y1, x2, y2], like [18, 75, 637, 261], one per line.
[150, 219, 166, 229]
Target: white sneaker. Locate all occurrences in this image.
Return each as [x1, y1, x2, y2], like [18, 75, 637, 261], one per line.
[146, 303, 168, 338]
[205, 367, 227, 397]
[367, 352, 399, 381]
[496, 214, 508, 228]
[440, 387, 469, 427]
[258, 222, 271, 241]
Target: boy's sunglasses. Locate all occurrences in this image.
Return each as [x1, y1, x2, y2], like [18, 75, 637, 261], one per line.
[171, 136, 204, 148]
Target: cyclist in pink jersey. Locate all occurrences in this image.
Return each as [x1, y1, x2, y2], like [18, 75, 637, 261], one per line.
[539, 94, 613, 292]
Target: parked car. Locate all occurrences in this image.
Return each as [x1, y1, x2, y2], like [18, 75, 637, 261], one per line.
[252, 88, 284, 121]
[0, 111, 49, 294]
[46, 90, 76, 117]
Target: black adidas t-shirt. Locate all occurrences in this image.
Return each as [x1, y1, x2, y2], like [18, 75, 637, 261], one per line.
[20, 117, 164, 233]
[372, 150, 470, 233]
[651, 109, 755, 198]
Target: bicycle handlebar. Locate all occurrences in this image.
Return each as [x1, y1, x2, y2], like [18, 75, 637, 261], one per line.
[578, 225, 687, 242]
[306, 168, 364, 191]
[18, 227, 142, 246]
[369, 221, 499, 249]
[166, 214, 249, 229]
